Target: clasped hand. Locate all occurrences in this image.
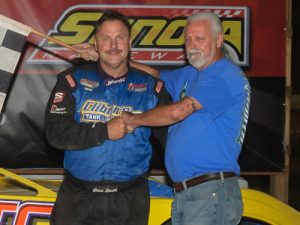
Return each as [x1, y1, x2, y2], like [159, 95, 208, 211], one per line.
[107, 112, 137, 140]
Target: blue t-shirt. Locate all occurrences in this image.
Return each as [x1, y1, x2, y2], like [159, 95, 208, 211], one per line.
[160, 58, 250, 182]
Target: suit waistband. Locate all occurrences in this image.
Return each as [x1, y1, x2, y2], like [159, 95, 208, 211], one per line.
[64, 170, 148, 193]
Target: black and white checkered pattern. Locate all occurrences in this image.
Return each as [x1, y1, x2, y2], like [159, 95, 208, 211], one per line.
[0, 14, 31, 113]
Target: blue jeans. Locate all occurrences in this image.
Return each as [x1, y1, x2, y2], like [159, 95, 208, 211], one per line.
[171, 176, 243, 225]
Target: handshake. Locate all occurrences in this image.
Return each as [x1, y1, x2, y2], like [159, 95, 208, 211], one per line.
[107, 112, 138, 140]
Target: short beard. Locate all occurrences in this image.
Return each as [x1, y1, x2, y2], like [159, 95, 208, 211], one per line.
[187, 48, 208, 70]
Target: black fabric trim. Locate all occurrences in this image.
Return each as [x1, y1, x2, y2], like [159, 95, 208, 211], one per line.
[2, 29, 27, 52]
[0, 69, 13, 93]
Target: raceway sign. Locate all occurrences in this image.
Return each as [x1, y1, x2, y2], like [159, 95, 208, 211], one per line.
[27, 4, 249, 66]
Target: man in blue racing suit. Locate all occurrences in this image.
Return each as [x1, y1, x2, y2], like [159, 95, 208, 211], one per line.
[45, 11, 170, 225]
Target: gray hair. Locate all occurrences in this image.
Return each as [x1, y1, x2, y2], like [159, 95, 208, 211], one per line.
[187, 12, 223, 38]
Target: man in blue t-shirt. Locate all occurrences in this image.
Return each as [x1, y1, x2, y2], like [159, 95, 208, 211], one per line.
[76, 11, 250, 225]
[124, 12, 250, 225]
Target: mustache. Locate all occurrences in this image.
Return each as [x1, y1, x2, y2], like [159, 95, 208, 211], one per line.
[106, 48, 122, 54]
[188, 48, 201, 55]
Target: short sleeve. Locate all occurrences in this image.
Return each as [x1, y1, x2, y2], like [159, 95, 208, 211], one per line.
[188, 74, 236, 119]
[160, 66, 197, 101]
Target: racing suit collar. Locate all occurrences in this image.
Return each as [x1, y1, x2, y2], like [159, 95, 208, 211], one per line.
[96, 62, 129, 82]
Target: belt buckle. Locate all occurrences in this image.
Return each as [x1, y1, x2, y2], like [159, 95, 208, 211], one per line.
[174, 180, 188, 192]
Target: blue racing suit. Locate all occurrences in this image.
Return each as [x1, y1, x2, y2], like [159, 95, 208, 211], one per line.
[45, 62, 170, 182]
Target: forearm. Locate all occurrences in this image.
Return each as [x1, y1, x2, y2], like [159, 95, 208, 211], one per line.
[133, 105, 178, 127]
[45, 116, 108, 150]
[129, 60, 160, 78]
[130, 97, 199, 128]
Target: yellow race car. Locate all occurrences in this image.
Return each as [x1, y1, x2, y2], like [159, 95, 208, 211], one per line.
[0, 168, 299, 225]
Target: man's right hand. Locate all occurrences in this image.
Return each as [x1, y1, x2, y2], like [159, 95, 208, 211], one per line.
[107, 117, 128, 140]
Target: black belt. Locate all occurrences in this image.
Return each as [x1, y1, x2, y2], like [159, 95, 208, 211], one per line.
[173, 172, 236, 193]
[65, 170, 148, 193]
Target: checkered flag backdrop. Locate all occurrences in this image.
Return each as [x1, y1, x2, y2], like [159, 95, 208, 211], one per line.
[0, 14, 31, 114]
